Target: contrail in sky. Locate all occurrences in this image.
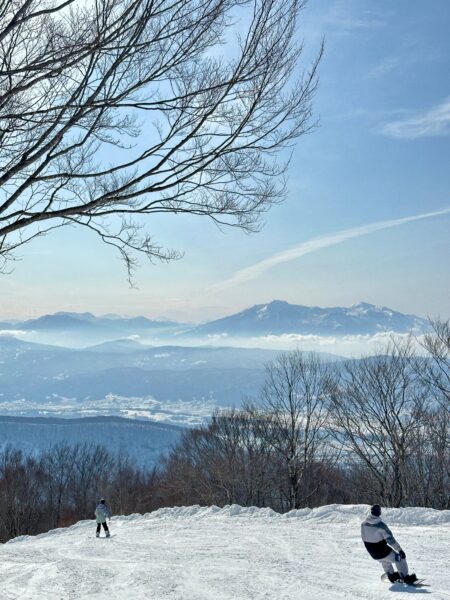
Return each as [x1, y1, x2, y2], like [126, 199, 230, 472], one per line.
[209, 206, 450, 293]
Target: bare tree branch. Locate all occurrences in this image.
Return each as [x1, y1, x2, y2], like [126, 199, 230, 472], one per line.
[0, 0, 321, 280]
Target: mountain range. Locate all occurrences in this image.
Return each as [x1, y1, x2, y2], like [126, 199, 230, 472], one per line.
[0, 311, 182, 346]
[0, 301, 430, 346]
[187, 300, 429, 337]
[0, 301, 430, 425]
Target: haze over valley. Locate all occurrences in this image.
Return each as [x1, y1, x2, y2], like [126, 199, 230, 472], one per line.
[0, 300, 432, 433]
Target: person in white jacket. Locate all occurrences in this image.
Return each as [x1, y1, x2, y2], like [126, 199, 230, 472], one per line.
[95, 498, 112, 538]
[361, 505, 417, 584]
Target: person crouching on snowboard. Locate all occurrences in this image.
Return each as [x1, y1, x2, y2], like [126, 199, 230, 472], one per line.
[361, 504, 417, 584]
[95, 498, 112, 538]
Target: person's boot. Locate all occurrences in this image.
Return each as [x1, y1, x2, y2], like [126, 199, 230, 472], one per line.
[404, 574, 418, 585]
[105, 531, 110, 538]
[387, 572, 401, 583]
[96, 532, 100, 538]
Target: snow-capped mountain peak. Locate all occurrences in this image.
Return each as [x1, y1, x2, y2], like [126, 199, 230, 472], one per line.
[189, 300, 429, 337]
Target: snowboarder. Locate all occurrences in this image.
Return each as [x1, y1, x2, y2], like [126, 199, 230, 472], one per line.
[95, 498, 112, 538]
[361, 504, 417, 584]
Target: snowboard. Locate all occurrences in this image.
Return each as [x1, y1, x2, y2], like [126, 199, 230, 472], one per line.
[381, 573, 429, 588]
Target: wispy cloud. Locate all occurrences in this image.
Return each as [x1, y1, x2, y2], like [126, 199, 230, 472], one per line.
[209, 207, 450, 293]
[320, 2, 386, 32]
[368, 46, 438, 81]
[324, 15, 385, 31]
[380, 98, 450, 139]
[300, 1, 387, 46]
[368, 56, 401, 79]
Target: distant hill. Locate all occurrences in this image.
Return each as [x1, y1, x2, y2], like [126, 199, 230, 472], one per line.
[20, 313, 181, 333]
[85, 339, 147, 353]
[0, 415, 182, 468]
[187, 300, 430, 337]
[21, 313, 100, 330]
[0, 312, 184, 347]
[0, 339, 286, 419]
[0, 335, 72, 359]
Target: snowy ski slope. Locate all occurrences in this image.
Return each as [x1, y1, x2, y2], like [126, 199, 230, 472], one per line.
[1, 504, 449, 600]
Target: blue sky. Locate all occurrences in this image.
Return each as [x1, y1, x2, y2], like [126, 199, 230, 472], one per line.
[2, 0, 449, 322]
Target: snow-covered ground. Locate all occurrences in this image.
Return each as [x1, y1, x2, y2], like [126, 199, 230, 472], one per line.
[0, 394, 216, 427]
[1, 504, 449, 600]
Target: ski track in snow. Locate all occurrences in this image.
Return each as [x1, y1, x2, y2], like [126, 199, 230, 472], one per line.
[0, 504, 449, 600]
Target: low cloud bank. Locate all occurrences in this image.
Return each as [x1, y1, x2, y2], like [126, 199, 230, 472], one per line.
[0, 330, 28, 338]
[201, 331, 426, 357]
[1, 328, 427, 358]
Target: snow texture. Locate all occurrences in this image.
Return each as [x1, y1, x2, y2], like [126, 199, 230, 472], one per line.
[1, 504, 449, 599]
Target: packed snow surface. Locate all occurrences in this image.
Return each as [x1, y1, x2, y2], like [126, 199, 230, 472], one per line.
[1, 504, 449, 599]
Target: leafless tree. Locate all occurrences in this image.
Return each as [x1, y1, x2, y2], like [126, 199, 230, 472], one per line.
[407, 406, 450, 509]
[421, 319, 450, 413]
[329, 340, 428, 507]
[71, 443, 114, 517]
[0, 447, 45, 540]
[207, 405, 279, 506]
[42, 443, 78, 528]
[161, 424, 221, 505]
[0, 442, 164, 542]
[0, 0, 322, 279]
[160, 405, 278, 507]
[105, 450, 156, 515]
[235, 402, 279, 506]
[261, 351, 335, 510]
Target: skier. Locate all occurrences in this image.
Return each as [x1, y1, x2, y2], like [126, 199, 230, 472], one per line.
[95, 498, 112, 538]
[361, 504, 417, 584]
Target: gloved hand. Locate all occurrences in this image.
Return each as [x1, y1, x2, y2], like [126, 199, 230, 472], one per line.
[399, 550, 406, 559]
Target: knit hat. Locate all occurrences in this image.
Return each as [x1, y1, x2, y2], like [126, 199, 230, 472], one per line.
[370, 504, 381, 517]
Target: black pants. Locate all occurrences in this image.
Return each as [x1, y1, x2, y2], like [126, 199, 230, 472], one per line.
[96, 522, 109, 534]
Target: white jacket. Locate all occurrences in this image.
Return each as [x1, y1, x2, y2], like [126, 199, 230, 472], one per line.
[361, 514, 402, 560]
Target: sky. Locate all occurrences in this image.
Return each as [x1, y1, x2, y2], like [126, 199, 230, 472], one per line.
[1, 0, 450, 323]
